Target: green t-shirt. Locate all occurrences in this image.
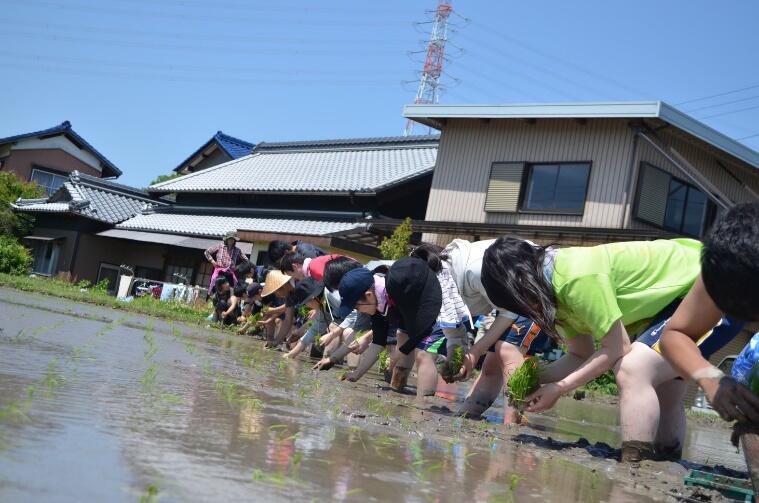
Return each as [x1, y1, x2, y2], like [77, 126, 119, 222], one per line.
[552, 238, 702, 340]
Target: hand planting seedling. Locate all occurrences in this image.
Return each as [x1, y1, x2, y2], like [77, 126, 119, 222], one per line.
[437, 346, 465, 383]
[507, 356, 541, 409]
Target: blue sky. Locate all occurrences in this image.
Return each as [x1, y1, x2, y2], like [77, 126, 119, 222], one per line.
[3, 0, 758, 186]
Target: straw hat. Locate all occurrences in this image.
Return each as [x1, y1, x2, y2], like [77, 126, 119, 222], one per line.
[223, 231, 239, 242]
[261, 270, 292, 297]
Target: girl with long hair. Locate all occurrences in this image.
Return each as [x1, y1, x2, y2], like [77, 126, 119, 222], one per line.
[479, 236, 745, 462]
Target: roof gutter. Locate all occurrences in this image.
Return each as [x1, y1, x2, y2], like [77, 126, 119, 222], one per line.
[148, 205, 368, 220]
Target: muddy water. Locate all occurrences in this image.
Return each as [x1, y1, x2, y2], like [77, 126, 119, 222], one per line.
[0, 289, 731, 502]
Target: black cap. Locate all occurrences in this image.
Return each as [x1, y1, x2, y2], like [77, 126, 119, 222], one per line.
[290, 277, 324, 308]
[386, 257, 441, 354]
[337, 267, 375, 318]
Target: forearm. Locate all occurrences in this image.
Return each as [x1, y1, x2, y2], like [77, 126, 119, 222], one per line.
[351, 343, 384, 380]
[470, 315, 514, 359]
[273, 310, 295, 345]
[539, 353, 588, 384]
[660, 329, 713, 382]
[556, 347, 619, 392]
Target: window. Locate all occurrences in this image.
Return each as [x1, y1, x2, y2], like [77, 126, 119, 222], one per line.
[97, 263, 120, 295]
[196, 261, 214, 289]
[635, 163, 716, 238]
[30, 168, 67, 197]
[522, 163, 591, 213]
[30, 240, 61, 276]
[165, 264, 194, 284]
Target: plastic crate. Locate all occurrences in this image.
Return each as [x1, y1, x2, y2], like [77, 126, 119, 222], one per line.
[684, 469, 754, 502]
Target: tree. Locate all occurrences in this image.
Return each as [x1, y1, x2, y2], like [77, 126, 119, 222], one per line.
[0, 172, 44, 239]
[379, 217, 413, 260]
[150, 172, 180, 185]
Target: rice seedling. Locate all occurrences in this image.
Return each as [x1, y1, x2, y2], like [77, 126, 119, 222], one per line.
[378, 347, 390, 372]
[138, 483, 159, 503]
[506, 356, 540, 408]
[42, 360, 66, 392]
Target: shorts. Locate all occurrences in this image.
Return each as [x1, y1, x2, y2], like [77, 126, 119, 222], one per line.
[636, 301, 745, 359]
[417, 324, 447, 356]
[488, 315, 553, 355]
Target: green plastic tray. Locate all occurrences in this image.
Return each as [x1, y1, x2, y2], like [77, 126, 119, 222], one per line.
[684, 469, 754, 502]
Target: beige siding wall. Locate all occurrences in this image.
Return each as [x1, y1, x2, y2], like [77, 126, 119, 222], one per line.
[426, 118, 635, 229]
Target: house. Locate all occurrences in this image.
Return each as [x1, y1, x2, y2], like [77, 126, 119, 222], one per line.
[0, 121, 121, 195]
[402, 100, 759, 404]
[12, 171, 165, 291]
[173, 131, 255, 175]
[98, 134, 439, 287]
[401, 101, 759, 246]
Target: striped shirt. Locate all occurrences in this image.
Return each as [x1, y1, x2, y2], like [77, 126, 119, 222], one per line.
[437, 261, 471, 328]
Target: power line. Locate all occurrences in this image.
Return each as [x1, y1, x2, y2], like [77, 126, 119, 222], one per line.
[685, 93, 759, 113]
[736, 133, 759, 141]
[699, 103, 759, 120]
[675, 83, 759, 106]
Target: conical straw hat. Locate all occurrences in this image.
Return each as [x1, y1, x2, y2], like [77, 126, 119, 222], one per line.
[261, 270, 292, 297]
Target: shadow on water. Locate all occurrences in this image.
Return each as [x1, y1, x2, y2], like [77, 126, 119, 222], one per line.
[0, 290, 733, 502]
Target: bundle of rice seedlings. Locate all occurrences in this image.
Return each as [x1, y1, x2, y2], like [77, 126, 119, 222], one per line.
[436, 346, 465, 383]
[378, 347, 390, 372]
[507, 356, 541, 408]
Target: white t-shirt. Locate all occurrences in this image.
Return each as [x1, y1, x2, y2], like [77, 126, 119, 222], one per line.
[444, 239, 518, 319]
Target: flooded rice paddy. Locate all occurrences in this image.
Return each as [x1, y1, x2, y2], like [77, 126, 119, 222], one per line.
[0, 288, 746, 502]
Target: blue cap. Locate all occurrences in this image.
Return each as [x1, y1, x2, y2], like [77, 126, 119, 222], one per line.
[336, 267, 375, 319]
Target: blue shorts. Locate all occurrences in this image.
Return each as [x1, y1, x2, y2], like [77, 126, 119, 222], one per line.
[636, 301, 745, 359]
[488, 315, 553, 355]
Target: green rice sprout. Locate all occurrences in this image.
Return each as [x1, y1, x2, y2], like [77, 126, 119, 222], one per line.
[507, 356, 541, 407]
[378, 347, 390, 372]
[449, 346, 464, 374]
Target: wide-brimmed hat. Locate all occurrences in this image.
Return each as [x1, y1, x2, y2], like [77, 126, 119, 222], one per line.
[386, 257, 442, 354]
[261, 270, 292, 297]
[223, 231, 239, 242]
[290, 278, 325, 308]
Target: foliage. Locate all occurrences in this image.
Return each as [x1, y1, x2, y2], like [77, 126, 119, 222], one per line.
[0, 236, 32, 274]
[0, 273, 213, 326]
[579, 371, 618, 396]
[507, 356, 541, 406]
[379, 217, 413, 260]
[93, 278, 110, 294]
[0, 172, 45, 238]
[449, 346, 465, 374]
[150, 172, 181, 185]
[378, 347, 390, 372]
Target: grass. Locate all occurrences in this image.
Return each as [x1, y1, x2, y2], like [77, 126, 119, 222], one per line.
[0, 273, 212, 326]
[578, 371, 618, 397]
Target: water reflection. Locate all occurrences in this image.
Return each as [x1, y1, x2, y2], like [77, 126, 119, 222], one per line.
[0, 294, 680, 502]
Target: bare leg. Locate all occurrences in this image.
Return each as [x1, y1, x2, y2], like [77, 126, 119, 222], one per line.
[615, 342, 679, 462]
[654, 378, 687, 460]
[498, 341, 527, 425]
[415, 349, 439, 398]
[458, 351, 503, 418]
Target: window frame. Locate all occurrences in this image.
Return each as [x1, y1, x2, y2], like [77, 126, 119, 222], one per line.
[633, 162, 716, 238]
[517, 161, 592, 216]
[30, 167, 68, 197]
[97, 262, 121, 295]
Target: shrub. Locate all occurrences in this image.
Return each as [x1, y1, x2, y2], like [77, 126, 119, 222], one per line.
[379, 217, 413, 260]
[0, 172, 45, 238]
[0, 236, 32, 274]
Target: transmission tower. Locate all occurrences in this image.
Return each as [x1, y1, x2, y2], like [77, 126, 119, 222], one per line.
[404, 1, 453, 136]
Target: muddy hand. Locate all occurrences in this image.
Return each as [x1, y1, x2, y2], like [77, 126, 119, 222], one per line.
[704, 376, 759, 423]
[525, 383, 563, 413]
[455, 352, 477, 382]
[313, 357, 335, 371]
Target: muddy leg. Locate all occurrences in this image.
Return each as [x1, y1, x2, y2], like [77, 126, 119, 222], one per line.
[615, 342, 678, 462]
[415, 349, 439, 398]
[458, 351, 503, 418]
[654, 378, 687, 461]
[498, 341, 527, 425]
[390, 332, 413, 391]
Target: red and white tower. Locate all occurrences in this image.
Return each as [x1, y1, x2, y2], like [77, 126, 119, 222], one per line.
[404, 1, 453, 136]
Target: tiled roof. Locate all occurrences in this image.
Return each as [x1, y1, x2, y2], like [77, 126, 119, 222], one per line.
[13, 171, 164, 224]
[216, 132, 255, 158]
[173, 130, 255, 172]
[0, 121, 121, 178]
[152, 138, 438, 194]
[254, 134, 439, 151]
[117, 213, 365, 238]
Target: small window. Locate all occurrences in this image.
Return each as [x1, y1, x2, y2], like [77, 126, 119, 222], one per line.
[31, 168, 67, 197]
[522, 163, 591, 213]
[635, 163, 715, 238]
